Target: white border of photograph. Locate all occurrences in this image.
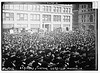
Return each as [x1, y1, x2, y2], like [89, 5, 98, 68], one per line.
[0, 0, 99, 73]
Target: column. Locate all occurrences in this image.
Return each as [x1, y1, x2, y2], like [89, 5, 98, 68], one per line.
[51, 14, 53, 31]
[40, 13, 43, 29]
[70, 14, 72, 31]
[27, 13, 30, 30]
[14, 12, 17, 28]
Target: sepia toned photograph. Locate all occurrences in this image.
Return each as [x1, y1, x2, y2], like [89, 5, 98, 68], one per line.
[1, 1, 98, 71]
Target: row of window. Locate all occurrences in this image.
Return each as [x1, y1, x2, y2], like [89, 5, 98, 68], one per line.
[3, 4, 72, 13]
[63, 16, 70, 22]
[79, 4, 92, 9]
[17, 13, 28, 21]
[3, 4, 40, 11]
[30, 14, 40, 21]
[80, 14, 94, 23]
[42, 15, 51, 22]
[3, 12, 14, 21]
[53, 6, 61, 13]
[79, 8, 95, 13]
[63, 7, 71, 13]
[3, 12, 71, 22]
[43, 6, 51, 12]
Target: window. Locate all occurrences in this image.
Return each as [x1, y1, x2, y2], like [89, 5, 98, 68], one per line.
[4, 4, 10, 9]
[63, 7, 71, 13]
[90, 14, 93, 22]
[84, 15, 86, 22]
[28, 5, 33, 10]
[84, 9, 86, 12]
[84, 5, 86, 8]
[88, 4, 92, 8]
[81, 15, 86, 22]
[53, 15, 61, 22]
[54, 6, 61, 13]
[47, 6, 51, 12]
[19, 4, 24, 10]
[10, 13, 14, 21]
[82, 10, 84, 12]
[32, 5, 40, 11]
[36, 5, 40, 11]
[43, 6, 45, 12]
[59, 7, 61, 13]
[87, 14, 90, 22]
[17, 13, 28, 21]
[63, 16, 70, 22]
[24, 14, 28, 20]
[3, 12, 14, 21]
[53, 6, 56, 12]
[30, 14, 40, 21]
[43, 6, 51, 12]
[56, 7, 59, 12]
[24, 4, 28, 10]
[32, 5, 35, 11]
[69, 8, 71, 13]
[14, 4, 20, 10]
[63, 8, 65, 13]
[82, 19, 83, 22]
[42, 14, 51, 22]
[49, 6, 52, 12]
[9, 4, 14, 9]
[82, 5, 84, 9]
[46, 6, 48, 12]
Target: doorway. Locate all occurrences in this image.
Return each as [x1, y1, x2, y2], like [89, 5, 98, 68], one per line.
[42, 24, 51, 32]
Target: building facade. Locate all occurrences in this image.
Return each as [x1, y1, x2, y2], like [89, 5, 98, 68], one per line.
[78, 3, 97, 31]
[72, 3, 97, 31]
[2, 2, 73, 33]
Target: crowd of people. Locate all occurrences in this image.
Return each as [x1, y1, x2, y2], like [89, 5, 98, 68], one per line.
[2, 29, 96, 70]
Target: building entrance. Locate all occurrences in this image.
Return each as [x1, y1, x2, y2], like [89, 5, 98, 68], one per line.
[45, 24, 50, 32]
[42, 24, 51, 32]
